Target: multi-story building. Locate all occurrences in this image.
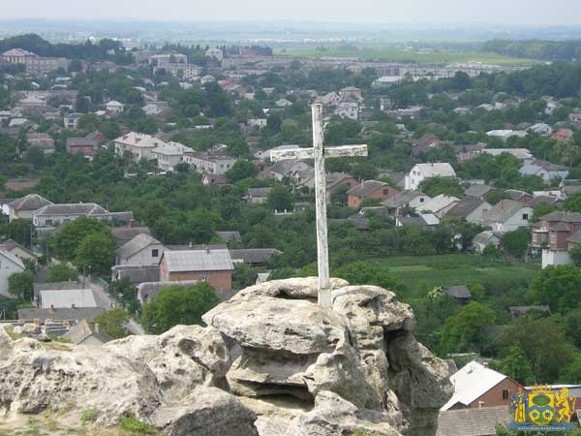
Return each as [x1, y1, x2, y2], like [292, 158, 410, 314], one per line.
[184, 151, 238, 175]
[531, 211, 581, 268]
[114, 132, 167, 162]
[152, 141, 193, 172]
[153, 64, 201, 80]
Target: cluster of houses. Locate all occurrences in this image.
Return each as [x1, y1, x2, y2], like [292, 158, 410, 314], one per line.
[436, 359, 581, 436]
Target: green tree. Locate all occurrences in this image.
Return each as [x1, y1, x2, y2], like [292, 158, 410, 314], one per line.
[439, 301, 495, 355]
[564, 192, 581, 212]
[94, 308, 130, 339]
[334, 260, 398, 290]
[232, 263, 258, 290]
[141, 283, 220, 334]
[4, 219, 33, 248]
[266, 185, 294, 212]
[49, 263, 78, 282]
[74, 232, 115, 277]
[8, 271, 34, 300]
[418, 176, 463, 198]
[529, 265, 581, 312]
[570, 244, 581, 267]
[225, 160, 258, 183]
[498, 344, 536, 385]
[499, 316, 574, 382]
[501, 228, 530, 259]
[111, 278, 139, 314]
[51, 217, 111, 262]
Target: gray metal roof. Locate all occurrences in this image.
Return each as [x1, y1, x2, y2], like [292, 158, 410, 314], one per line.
[444, 285, 472, 299]
[162, 249, 233, 272]
[34, 203, 109, 216]
[436, 406, 512, 436]
[111, 226, 152, 247]
[464, 184, 492, 198]
[383, 190, 425, 208]
[40, 289, 98, 309]
[216, 231, 242, 243]
[116, 233, 162, 259]
[540, 211, 581, 223]
[62, 319, 113, 345]
[445, 197, 487, 219]
[347, 180, 390, 197]
[483, 200, 529, 223]
[9, 194, 53, 211]
[111, 265, 160, 283]
[18, 307, 105, 323]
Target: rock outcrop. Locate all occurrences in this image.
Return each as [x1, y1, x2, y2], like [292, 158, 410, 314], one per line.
[0, 277, 452, 435]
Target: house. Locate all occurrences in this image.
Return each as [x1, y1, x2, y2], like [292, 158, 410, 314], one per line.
[184, 151, 238, 175]
[269, 160, 313, 185]
[443, 285, 472, 305]
[531, 211, 581, 252]
[404, 163, 456, 191]
[111, 265, 160, 284]
[114, 132, 167, 162]
[39, 288, 98, 309]
[115, 234, 166, 267]
[444, 197, 492, 224]
[159, 248, 234, 292]
[529, 123, 553, 136]
[383, 191, 431, 211]
[486, 129, 527, 141]
[334, 102, 359, 120]
[551, 128, 574, 142]
[395, 213, 440, 228]
[0, 239, 36, 264]
[436, 406, 512, 436]
[66, 137, 100, 156]
[247, 118, 267, 128]
[111, 226, 152, 247]
[411, 134, 440, 155]
[441, 360, 520, 411]
[472, 230, 502, 253]
[105, 100, 124, 114]
[230, 248, 282, 266]
[464, 184, 492, 199]
[316, 92, 341, 106]
[339, 86, 363, 101]
[32, 203, 133, 227]
[26, 133, 55, 153]
[275, 98, 292, 108]
[509, 305, 551, 319]
[202, 174, 228, 186]
[152, 141, 193, 172]
[244, 187, 272, 204]
[18, 307, 105, 323]
[531, 211, 581, 268]
[302, 173, 359, 203]
[454, 143, 487, 162]
[62, 319, 113, 345]
[63, 112, 82, 130]
[0, 249, 26, 298]
[417, 194, 460, 218]
[481, 148, 533, 162]
[347, 180, 399, 209]
[482, 200, 533, 234]
[519, 160, 569, 183]
[8, 194, 53, 221]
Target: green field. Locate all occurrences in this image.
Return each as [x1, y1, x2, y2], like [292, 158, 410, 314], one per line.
[276, 47, 537, 66]
[374, 254, 540, 299]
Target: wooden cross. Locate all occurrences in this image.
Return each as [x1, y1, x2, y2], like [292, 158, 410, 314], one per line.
[270, 103, 367, 307]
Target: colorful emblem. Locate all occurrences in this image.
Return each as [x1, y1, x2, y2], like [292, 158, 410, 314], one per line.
[509, 385, 575, 432]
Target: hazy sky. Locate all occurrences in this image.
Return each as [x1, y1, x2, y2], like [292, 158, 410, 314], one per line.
[2, 0, 580, 26]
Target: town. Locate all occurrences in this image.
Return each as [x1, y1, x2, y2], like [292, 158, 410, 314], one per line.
[0, 26, 581, 435]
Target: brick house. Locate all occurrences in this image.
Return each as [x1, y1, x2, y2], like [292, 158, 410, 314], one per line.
[531, 211, 581, 268]
[159, 248, 234, 292]
[441, 361, 520, 411]
[347, 180, 399, 209]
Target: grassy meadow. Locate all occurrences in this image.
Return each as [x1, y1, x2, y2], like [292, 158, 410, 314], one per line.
[276, 47, 536, 66]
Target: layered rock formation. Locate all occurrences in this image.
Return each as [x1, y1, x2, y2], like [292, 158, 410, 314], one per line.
[0, 278, 452, 435]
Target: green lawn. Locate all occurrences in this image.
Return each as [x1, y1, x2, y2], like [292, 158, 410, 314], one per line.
[374, 253, 540, 299]
[276, 47, 536, 66]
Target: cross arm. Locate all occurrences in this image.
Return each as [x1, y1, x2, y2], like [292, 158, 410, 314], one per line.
[270, 144, 367, 162]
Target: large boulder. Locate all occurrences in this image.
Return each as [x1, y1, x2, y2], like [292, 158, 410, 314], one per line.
[105, 324, 231, 402]
[0, 334, 161, 426]
[152, 387, 258, 436]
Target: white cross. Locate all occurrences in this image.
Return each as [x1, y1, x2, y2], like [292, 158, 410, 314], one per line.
[270, 103, 368, 307]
